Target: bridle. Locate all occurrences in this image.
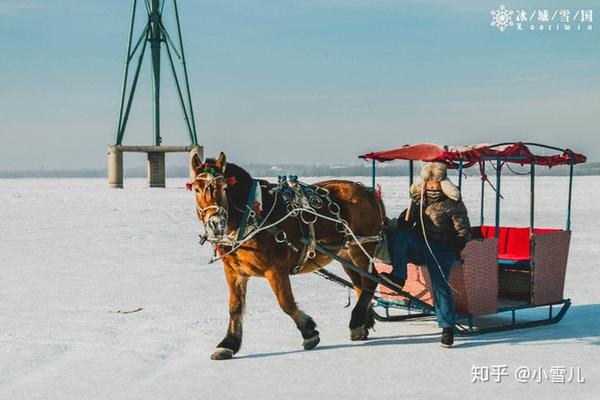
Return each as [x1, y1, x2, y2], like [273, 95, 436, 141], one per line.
[191, 169, 231, 244]
[196, 204, 229, 225]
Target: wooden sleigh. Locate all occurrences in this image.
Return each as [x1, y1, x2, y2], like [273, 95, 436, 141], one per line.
[317, 142, 584, 335]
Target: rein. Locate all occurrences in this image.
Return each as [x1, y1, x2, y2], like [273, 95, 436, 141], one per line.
[192, 172, 382, 271]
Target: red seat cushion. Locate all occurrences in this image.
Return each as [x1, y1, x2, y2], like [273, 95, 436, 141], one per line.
[479, 226, 562, 262]
[500, 253, 531, 262]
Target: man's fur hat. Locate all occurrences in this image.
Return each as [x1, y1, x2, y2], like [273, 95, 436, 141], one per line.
[410, 162, 461, 202]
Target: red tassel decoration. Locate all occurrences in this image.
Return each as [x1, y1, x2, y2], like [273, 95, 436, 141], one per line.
[375, 184, 382, 200]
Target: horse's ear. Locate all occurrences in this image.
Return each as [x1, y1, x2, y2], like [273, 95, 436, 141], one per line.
[216, 152, 227, 173]
[190, 153, 202, 176]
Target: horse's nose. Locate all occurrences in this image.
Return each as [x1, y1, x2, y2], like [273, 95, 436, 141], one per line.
[208, 216, 226, 234]
[208, 218, 219, 232]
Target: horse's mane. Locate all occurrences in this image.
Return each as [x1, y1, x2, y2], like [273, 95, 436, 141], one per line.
[205, 159, 255, 229]
[223, 162, 253, 203]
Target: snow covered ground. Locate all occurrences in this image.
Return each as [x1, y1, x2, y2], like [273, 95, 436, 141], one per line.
[1, 176, 599, 400]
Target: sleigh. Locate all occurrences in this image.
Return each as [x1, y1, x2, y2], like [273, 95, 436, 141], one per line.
[315, 142, 584, 335]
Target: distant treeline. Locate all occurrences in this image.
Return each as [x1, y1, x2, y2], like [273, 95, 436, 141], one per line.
[2, 162, 599, 178]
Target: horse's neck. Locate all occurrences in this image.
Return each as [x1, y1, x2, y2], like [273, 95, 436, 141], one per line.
[227, 177, 274, 231]
[226, 187, 247, 231]
[227, 175, 255, 228]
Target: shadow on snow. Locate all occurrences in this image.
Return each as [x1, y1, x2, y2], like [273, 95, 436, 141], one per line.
[236, 303, 600, 359]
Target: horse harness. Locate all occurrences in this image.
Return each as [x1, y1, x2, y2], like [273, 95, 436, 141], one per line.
[200, 175, 382, 275]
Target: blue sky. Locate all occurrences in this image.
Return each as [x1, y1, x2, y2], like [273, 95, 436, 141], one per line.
[0, 0, 598, 169]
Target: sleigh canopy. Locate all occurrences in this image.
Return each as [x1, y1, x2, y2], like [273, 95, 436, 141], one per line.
[359, 142, 586, 168]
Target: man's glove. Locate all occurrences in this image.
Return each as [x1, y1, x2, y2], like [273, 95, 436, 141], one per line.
[384, 216, 412, 231]
[450, 236, 467, 252]
[384, 217, 398, 230]
[385, 207, 416, 231]
[397, 208, 414, 229]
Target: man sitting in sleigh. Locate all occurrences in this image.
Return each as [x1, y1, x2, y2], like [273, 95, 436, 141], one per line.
[381, 161, 472, 348]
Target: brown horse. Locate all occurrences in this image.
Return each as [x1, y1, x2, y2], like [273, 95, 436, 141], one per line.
[190, 152, 385, 360]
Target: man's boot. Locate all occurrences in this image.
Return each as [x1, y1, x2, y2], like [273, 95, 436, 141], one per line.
[440, 327, 455, 348]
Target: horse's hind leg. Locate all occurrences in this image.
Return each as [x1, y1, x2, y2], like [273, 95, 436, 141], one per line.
[347, 244, 378, 341]
[265, 269, 320, 350]
[211, 263, 248, 360]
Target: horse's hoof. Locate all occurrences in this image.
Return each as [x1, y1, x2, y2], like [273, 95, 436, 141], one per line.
[350, 326, 368, 341]
[303, 333, 320, 350]
[210, 347, 234, 360]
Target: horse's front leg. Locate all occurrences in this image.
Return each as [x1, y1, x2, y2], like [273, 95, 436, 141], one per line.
[264, 269, 320, 350]
[347, 243, 378, 341]
[211, 263, 248, 360]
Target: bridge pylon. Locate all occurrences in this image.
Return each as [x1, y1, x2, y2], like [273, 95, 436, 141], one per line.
[109, 0, 202, 188]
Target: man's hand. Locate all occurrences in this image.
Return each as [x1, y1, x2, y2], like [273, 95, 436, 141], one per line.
[385, 207, 416, 231]
[397, 208, 414, 229]
[384, 217, 398, 230]
[450, 236, 467, 252]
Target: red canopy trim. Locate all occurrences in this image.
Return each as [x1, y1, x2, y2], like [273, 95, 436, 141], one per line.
[360, 143, 445, 162]
[359, 142, 586, 168]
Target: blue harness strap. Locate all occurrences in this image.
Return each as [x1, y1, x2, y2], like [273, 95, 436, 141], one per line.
[236, 179, 258, 242]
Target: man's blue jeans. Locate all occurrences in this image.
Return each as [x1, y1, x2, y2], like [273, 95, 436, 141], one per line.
[387, 227, 457, 328]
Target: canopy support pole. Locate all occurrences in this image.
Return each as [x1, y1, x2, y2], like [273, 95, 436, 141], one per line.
[371, 159, 376, 190]
[530, 161, 535, 233]
[495, 159, 502, 238]
[567, 161, 574, 231]
[458, 160, 463, 190]
[409, 160, 414, 188]
[480, 162, 485, 226]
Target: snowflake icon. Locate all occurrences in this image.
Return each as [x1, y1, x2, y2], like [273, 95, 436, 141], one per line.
[491, 5, 514, 31]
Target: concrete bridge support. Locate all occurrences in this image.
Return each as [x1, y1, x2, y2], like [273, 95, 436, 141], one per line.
[108, 146, 124, 188]
[108, 145, 203, 188]
[147, 152, 166, 188]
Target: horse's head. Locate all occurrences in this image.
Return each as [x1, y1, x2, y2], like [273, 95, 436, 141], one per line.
[190, 152, 230, 241]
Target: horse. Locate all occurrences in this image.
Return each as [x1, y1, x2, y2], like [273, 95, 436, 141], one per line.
[189, 152, 385, 360]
